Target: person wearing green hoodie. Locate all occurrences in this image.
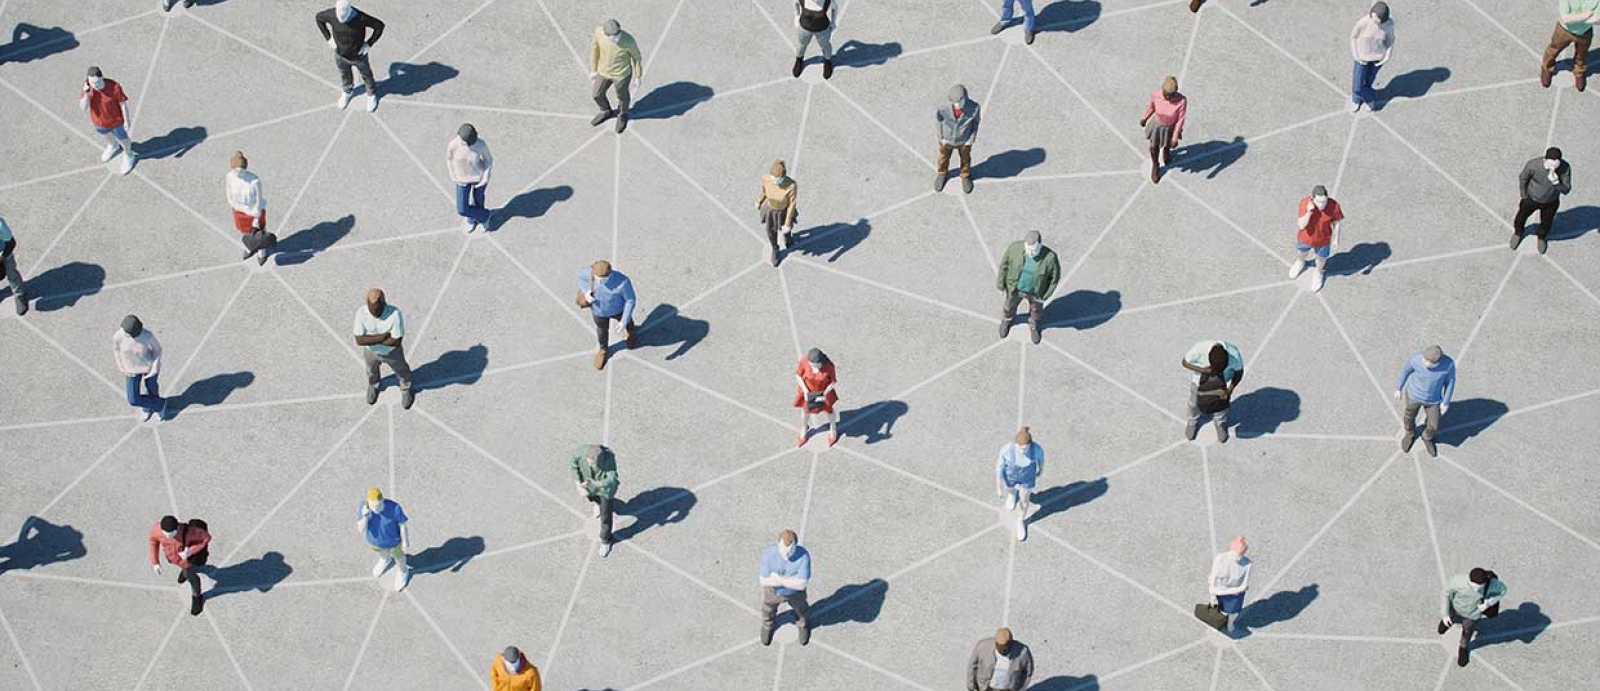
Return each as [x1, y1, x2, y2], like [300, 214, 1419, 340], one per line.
[995, 231, 1061, 344]
[572, 444, 620, 557]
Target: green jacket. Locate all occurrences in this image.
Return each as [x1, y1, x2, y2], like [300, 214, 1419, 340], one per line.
[1444, 573, 1506, 621]
[996, 242, 1061, 300]
[571, 445, 620, 499]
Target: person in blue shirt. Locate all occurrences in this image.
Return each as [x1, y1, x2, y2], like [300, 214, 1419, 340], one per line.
[995, 427, 1043, 542]
[0, 215, 29, 316]
[357, 488, 411, 590]
[758, 529, 812, 647]
[1394, 344, 1457, 457]
[578, 260, 639, 371]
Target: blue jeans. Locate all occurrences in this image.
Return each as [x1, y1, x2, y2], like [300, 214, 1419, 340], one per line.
[125, 373, 162, 413]
[455, 183, 490, 225]
[1351, 61, 1381, 105]
[999, 0, 1036, 31]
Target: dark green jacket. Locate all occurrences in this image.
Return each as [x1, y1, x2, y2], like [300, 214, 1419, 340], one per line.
[996, 242, 1061, 300]
[571, 445, 620, 499]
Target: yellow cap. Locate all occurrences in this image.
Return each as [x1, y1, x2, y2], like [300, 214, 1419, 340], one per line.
[366, 487, 383, 502]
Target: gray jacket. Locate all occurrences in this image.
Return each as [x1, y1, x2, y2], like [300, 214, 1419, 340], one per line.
[966, 638, 1033, 691]
[938, 99, 981, 146]
[1519, 157, 1572, 204]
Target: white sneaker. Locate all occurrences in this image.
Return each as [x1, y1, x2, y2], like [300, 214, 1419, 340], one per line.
[598, 542, 612, 558]
[100, 143, 121, 163]
[1288, 260, 1306, 279]
[338, 91, 354, 110]
[590, 502, 600, 519]
[1312, 268, 1325, 292]
[120, 153, 137, 176]
[365, 94, 378, 112]
[462, 217, 476, 234]
[372, 555, 394, 577]
[1016, 518, 1027, 542]
[395, 566, 412, 591]
[1003, 493, 1016, 512]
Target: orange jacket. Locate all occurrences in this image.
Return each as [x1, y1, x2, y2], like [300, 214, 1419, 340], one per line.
[490, 653, 541, 691]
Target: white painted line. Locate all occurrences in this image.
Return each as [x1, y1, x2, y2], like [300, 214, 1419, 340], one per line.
[1256, 452, 1400, 594]
[340, 592, 392, 691]
[404, 590, 490, 691]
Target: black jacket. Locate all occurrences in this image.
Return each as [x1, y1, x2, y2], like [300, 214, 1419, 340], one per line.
[315, 7, 385, 58]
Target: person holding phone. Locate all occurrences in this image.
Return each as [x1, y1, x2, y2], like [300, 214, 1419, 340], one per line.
[80, 66, 136, 175]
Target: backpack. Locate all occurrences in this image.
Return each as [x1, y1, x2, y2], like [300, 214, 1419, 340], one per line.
[798, 0, 832, 32]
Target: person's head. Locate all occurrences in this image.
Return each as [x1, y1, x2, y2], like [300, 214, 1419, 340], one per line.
[994, 627, 1013, 655]
[365, 288, 386, 317]
[121, 314, 143, 338]
[603, 19, 622, 43]
[777, 529, 798, 557]
[365, 487, 384, 512]
[1208, 343, 1230, 373]
[1469, 567, 1490, 590]
[592, 260, 613, 279]
[1161, 76, 1179, 98]
[583, 444, 603, 468]
[335, 0, 355, 23]
[230, 151, 248, 171]
[502, 646, 522, 668]
[948, 84, 968, 105]
[806, 347, 827, 372]
[1370, 1, 1390, 23]
[86, 65, 104, 90]
[1423, 344, 1443, 365]
[458, 123, 478, 147]
[1014, 426, 1032, 448]
[1229, 534, 1249, 557]
[1311, 184, 1329, 210]
[159, 515, 179, 537]
[770, 159, 788, 180]
[1545, 147, 1564, 169]
[1023, 230, 1042, 258]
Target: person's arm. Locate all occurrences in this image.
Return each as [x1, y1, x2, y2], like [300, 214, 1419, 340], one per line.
[965, 643, 982, 691]
[589, 34, 600, 75]
[936, 109, 947, 144]
[629, 41, 643, 84]
[1441, 368, 1456, 412]
[478, 145, 493, 188]
[145, 334, 162, 377]
[1518, 163, 1534, 200]
[315, 10, 333, 41]
[1330, 219, 1341, 249]
[996, 247, 1011, 292]
[79, 81, 91, 111]
[783, 183, 796, 228]
[1394, 357, 1415, 397]
[1229, 367, 1243, 391]
[363, 14, 385, 49]
[1442, 586, 1457, 622]
[1349, 20, 1361, 58]
[1297, 199, 1312, 230]
[248, 178, 265, 223]
[1561, 8, 1594, 24]
[354, 334, 387, 346]
[384, 310, 405, 348]
[149, 532, 161, 566]
[619, 278, 637, 326]
[1140, 96, 1155, 126]
[1034, 446, 1043, 479]
[1018, 648, 1034, 691]
[1171, 98, 1187, 146]
[398, 522, 410, 552]
[1180, 357, 1207, 374]
[779, 552, 810, 590]
[968, 102, 979, 146]
[1482, 581, 1505, 608]
[996, 447, 1009, 495]
[1556, 164, 1572, 195]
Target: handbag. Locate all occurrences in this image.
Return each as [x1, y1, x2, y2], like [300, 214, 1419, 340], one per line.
[1194, 603, 1228, 631]
[576, 269, 595, 308]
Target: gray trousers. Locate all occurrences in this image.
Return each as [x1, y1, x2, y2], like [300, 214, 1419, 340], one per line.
[1, 254, 25, 296]
[1187, 382, 1228, 428]
[1402, 393, 1441, 440]
[335, 53, 377, 95]
[592, 73, 632, 114]
[760, 587, 810, 634]
[1002, 290, 1043, 326]
[796, 27, 834, 60]
[1446, 609, 1479, 648]
[364, 344, 413, 391]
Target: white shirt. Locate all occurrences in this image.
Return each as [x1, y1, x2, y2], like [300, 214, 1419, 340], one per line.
[352, 304, 405, 356]
[112, 329, 162, 376]
[1350, 15, 1394, 62]
[445, 137, 493, 185]
[1209, 551, 1252, 596]
[225, 169, 265, 217]
[989, 649, 1015, 690]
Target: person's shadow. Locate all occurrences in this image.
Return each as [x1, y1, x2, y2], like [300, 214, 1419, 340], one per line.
[413, 344, 489, 390]
[1034, 0, 1103, 33]
[612, 487, 695, 542]
[1042, 289, 1122, 331]
[1169, 137, 1248, 179]
[382, 61, 459, 97]
[971, 148, 1047, 180]
[274, 214, 355, 266]
[631, 82, 714, 120]
[809, 578, 888, 628]
[137, 126, 207, 160]
[1476, 602, 1552, 647]
[1325, 241, 1391, 277]
[0, 517, 86, 574]
[1235, 583, 1318, 637]
[487, 186, 574, 232]
[1029, 676, 1101, 691]
[202, 551, 292, 599]
[1374, 67, 1451, 109]
[411, 536, 486, 575]
[1027, 477, 1109, 526]
[832, 40, 902, 69]
[1547, 205, 1600, 243]
[633, 305, 709, 361]
[1225, 387, 1300, 439]
[25, 262, 106, 312]
[164, 371, 254, 418]
[1435, 398, 1509, 448]
[837, 401, 910, 444]
[0, 24, 78, 64]
[790, 219, 870, 263]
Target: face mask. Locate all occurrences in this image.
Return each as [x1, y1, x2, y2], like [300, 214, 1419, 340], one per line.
[505, 657, 521, 671]
[337, 4, 355, 22]
[779, 542, 794, 558]
[1024, 243, 1039, 258]
[1312, 196, 1328, 210]
[809, 363, 821, 373]
[367, 500, 382, 512]
[89, 78, 105, 90]
[608, 33, 621, 44]
[163, 530, 178, 539]
[1544, 159, 1560, 171]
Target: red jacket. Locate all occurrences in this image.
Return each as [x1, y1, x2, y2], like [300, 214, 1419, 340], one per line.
[148, 523, 210, 568]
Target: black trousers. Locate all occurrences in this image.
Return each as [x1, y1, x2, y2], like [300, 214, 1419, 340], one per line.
[593, 314, 637, 349]
[1513, 197, 1560, 239]
[586, 493, 614, 544]
[178, 549, 209, 599]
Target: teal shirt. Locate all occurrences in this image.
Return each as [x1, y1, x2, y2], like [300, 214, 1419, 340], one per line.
[1444, 573, 1506, 621]
[1016, 254, 1039, 295]
[1563, 0, 1600, 34]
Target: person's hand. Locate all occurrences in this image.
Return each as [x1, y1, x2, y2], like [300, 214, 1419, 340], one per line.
[1477, 601, 1489, 612]
[179, 548, 191, 559]
[358, 43, 370, 56]
[1138, 117, 1148, 128]
[1440, 404, 1450, 416]
[327, 37, 338, 50]
[1392, 390, 1402, 400]
[82, 80, 91, 93]
[589, 71, 598, 80]
[152, 564, 162, 575]
[631, 77, 640, 91]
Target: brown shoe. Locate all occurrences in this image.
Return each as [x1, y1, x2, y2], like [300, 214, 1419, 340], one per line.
[1577, 73, 1588, 92]
[1189, 0, 1204, 12]
[593, 349, 607, 370]
[1540, 70, 1552, 88]
[1150, 161, 1161, 184]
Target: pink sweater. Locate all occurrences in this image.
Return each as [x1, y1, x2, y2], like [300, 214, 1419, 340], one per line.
[1142, 91, 1188, 144]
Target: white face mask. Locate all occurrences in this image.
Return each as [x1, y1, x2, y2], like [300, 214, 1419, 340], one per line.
[1024, 243, 1040, 258]
[1544, 159, 1561, 171]
[163, 530, 178, 539]
[809, 362, 821, 373]
[505, 656, 521, 671]
[779, 542, 795, 558]
[88, 78, 105, 90]
[366, 500, 382, 512]
[608, 33, 621, 44]
[1312, 196, 1328, 210]
[336, 3, 356, 22]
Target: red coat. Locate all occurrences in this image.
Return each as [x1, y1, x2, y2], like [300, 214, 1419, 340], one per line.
[792, 358, 838, 413]
[149, 523, 210, 569]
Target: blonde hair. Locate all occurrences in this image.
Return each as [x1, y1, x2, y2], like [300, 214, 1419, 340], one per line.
[592, 260, 613, 277]
[777, 529, 798, 546]
[1161, 76, 1179, 97]
[770, 159, 787, 178]
[230, 151, 248, 170]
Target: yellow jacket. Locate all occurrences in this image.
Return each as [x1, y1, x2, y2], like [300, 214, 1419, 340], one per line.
[490, 653, 541, 691]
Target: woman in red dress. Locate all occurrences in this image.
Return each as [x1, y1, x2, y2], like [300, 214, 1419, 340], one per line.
[793, 347, 839, 447]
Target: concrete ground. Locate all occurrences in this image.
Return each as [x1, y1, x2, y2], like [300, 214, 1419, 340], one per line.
[1, 0, 1597, 689]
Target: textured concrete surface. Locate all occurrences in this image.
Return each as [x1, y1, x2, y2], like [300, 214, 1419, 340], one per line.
[0, 0, 1597, 690]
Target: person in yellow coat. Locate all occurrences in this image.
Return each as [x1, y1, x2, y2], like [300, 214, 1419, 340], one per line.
[491, 646, 541, 691]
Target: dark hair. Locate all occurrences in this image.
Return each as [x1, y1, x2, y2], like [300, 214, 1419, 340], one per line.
[1546, 147, 1563, 161]
[160, 515, 179, 532]
[1469, 567, 1490, 585]
[1208, 344, 1230, 373]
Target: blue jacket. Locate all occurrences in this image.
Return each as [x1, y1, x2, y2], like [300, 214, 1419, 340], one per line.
[758, 544, 811, 597]
[996, 442, 1044, 488]
[1396, 353, 1456, 405]
[578, 268, 637, 325]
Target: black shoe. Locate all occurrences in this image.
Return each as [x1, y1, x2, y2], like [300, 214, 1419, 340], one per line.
[591, 109, 617, 126]
[1024, 30, 1036, 45]
[190, 596, 204, 616]
[401, 389, 415, 410]
[243, 248, 257, 261]
[999, 318, 1012, 338]
[14, 294, 26, 316]
[177, 571, 187, 583]
[822, 60, 834, 79]
[1400, 433, 1416, 453]
[257, 249, 270, 266]
[760, 627, 773, 647]
[1217, 424, 1229, 444]
[1438, 620, 1451, 635]
[935, 172, 948, 192]
[1457, 647, 1469, 667]
[616, 113, 629, 133]
[962, 177, 973, 194]
[991, 21, 1006, 34]
[1509, 232, 1523, 250]
[1028, 323, 1041, 344]
[366, 386, 378, 405]
[1423, 438, 1437, 458]
[797, 626, 810, 646]
[1537, 238, 1548, 255]
[792, 57, 805, 78]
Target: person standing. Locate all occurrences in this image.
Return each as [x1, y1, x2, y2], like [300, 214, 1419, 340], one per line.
[315, 0, 385, 112]
[1511, 147, 1572, 255]
[1288, 185, 1343, 292]
[577, 260, 639, 371]
[149, 515, 210, 616]
[1540, 0, 1599, 91]
[1208, 535, 1252, 635]
[1181, 340, 1243, 443]
[996, 427, 1044, 542]
[571, 444, 620, 558]
[79, 66, 136, 175]
[1439, 568, 1507, 667]
[113, 315, 164, 421]
[225, 151, 276, 266]
[590, 19, 643, 133]
[758, 529, 812, 647]
[793, 0, 837, 79]
[1394, 345, 1456, 458]
[990, 0, 1037, 45]
[1348, 2, 1395, 112]
[964, 628, 1034, 691]
[0, 215, 29, 316]
[995, 230, 1061, 344]
[757, 159, 798, 266]
[1139, 76, 1187, 184]
[357, 488, 411, 591]
[447, 124, 494, 233]
[794, 347, 839, 447]
[936, 85, 981, 194]
[490, 646, 542, 691]
[353, 288, 413, 409]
